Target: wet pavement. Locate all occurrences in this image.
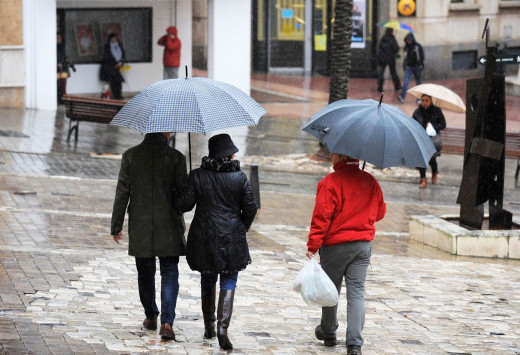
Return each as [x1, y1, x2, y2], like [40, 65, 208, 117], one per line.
[1, 74, 520, 354]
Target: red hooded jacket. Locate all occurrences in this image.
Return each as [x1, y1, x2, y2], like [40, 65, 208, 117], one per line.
[157, 26, 181, 68]
[307, 159, 386, 253]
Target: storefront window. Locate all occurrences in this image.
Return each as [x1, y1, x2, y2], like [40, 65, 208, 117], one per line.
[57, 8, 152, 64]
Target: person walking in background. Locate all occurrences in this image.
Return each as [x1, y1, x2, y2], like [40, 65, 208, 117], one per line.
[175, 134, 257, 350]
[376, 28, 401, 93]
[57, 33, 75, 104]
[158, 26, 181, 79]
[111, 132, 188, 340]
[100, 33, 125, 100]
[306, 154, 386, 355]
[412, 94, 446, 188]
[398, 33, 424, 103]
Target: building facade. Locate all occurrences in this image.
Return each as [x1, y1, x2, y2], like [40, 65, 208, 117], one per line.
[246, 0, 520, 79]
[0, 0, 251, 110]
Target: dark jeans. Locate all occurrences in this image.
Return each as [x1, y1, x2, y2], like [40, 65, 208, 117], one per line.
[200, 272, 238, 290]
[110, 75, 123, 100]
[419, 156, 438, 178]
[400, 65, 422, 99]
[377, 63, 401, 92]
[135, 256, 179, 325]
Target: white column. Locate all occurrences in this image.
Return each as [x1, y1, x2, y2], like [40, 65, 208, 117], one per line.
[176, 0, 193, 77]
[24, 0, 57, 110]
[208, 0, 251, 94]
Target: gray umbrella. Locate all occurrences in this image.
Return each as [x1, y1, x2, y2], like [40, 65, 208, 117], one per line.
[302, 98, 437, 169]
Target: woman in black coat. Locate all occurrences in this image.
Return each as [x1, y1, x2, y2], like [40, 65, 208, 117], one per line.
[100, 33, 125, 100]
[412, 94, 446, 188]
[176, 134, 257, 350]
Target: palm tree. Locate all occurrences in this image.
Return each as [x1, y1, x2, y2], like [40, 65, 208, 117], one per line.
[318, 0, 353, 157]
[329, 0, 353, 104]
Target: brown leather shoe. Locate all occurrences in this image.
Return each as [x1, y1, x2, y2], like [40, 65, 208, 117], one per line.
[142, 318, 157, 330]
[159, 323, 175, 340]
[419, 178, 427, 189]
[431, 172, 438, 184]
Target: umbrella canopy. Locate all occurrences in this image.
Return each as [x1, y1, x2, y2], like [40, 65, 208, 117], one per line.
[302, 98, 437, 169]
[379, 21, 414, 32]
[110, 77, 267, 134]
[407, 83, 466, 113]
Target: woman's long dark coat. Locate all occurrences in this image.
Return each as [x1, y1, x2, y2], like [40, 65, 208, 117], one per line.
[176, 166, 258, 273]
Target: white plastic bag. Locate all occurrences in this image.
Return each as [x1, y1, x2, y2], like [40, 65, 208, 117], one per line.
[298, 259, 339, 307]
[426, 122, 437, 137]
[292, 263, 306, 292]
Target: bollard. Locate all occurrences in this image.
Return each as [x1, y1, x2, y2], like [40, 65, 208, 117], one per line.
[250, 163, 261, 209]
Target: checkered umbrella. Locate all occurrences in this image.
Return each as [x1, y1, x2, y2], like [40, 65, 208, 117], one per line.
[109, 77, 267, 134]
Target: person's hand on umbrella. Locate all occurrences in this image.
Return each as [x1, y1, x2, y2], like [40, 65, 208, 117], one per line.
[112, 231, 123, 244]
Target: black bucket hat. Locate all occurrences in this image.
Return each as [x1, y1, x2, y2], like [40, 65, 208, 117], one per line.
[208, 134, 239, 158]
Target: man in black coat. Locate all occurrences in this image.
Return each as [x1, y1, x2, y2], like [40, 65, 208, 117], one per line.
[398, 33, 425, 103]
[111, 132, 188, 340]
[376, 28, 401, 93]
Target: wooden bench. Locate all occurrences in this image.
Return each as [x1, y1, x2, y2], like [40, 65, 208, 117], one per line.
[441, 127, 520, 179]
[62, 95, 127, 141]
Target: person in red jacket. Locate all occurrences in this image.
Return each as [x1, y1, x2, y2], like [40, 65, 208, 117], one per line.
[157, 26, 181, 79]
[306, 154, 386, 355]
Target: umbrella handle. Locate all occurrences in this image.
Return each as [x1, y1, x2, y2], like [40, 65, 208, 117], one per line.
[185, 65, 188, 79]
[188, 132, 192, 171]
[378, 93, 384, 107]
[362, 161, 366, 171]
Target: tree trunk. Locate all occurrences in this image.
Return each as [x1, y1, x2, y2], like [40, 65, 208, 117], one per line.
[318, 0, 353, 157]
[328, 0, 353, 104]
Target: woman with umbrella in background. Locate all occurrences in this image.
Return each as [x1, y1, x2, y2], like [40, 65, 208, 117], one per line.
[175, 134, 258, 350]
[412, 94, 446, 188]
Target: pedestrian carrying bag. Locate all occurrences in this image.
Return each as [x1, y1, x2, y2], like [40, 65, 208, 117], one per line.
[296, 259, 339, 307]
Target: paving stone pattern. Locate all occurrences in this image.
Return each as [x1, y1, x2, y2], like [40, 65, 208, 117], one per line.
[1, 171, 520, 354]
[2, 96, 520, 353]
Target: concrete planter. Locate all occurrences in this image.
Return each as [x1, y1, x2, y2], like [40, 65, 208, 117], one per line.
[409, 214, 520, 259]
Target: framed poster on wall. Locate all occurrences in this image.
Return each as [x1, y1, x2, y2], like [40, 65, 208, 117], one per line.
[58, 7, 152, 64]
[101, 23, 123, 42]
[75, 24, 97, 56]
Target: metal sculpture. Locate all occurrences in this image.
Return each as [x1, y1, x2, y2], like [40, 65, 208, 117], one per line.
[456, 19, 513, 229]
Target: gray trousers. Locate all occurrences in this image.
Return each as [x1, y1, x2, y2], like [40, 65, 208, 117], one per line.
[163, 67, 179, 80]
[319, 241, 371, 347]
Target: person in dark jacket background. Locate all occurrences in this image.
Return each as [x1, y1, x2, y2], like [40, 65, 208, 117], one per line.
[306, 155, 386, 355]
[398, 33, 425, 103]
[111, 132, 188, 340]
[157, 26, 181, 79]
[100, 33, 125, 100]
[376, 28, 401, 93]
[57, 33, 75, 104]
[176, 134, 257, 350]
[412, 94, 446, 188]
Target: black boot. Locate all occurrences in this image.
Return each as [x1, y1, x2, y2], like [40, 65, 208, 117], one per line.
[217, 289, 235, 350]
[201, 287, 216, 339]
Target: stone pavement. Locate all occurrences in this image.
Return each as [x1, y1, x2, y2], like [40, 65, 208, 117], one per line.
[1, 74, 520, 354]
